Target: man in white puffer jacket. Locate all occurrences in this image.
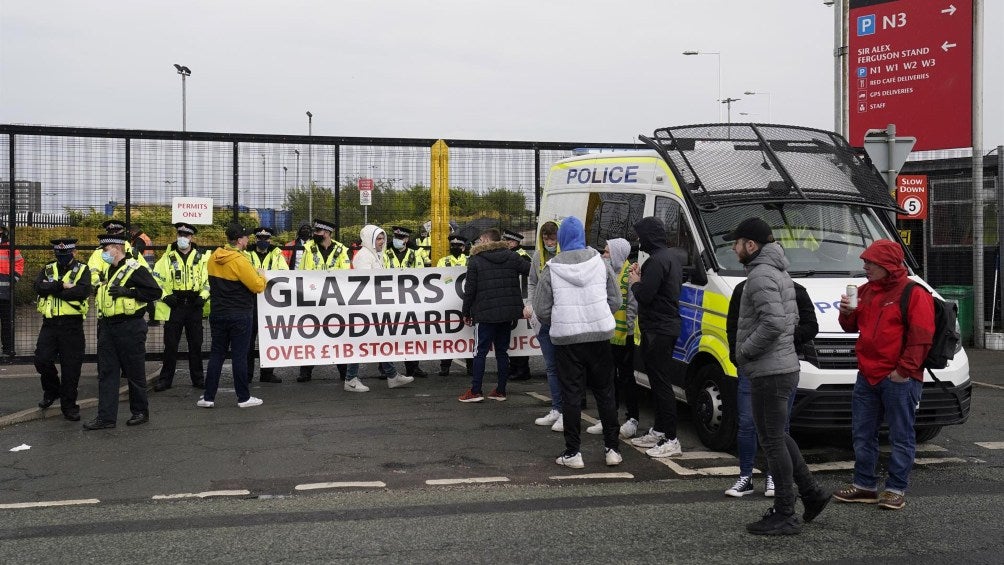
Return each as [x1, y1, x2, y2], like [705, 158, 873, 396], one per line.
[341, 225, 413, 392]
[532, 216, 622, 469]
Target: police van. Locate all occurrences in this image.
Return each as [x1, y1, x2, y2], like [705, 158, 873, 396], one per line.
[537, 123, 971, 451]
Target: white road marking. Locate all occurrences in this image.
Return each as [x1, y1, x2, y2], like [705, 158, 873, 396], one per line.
[425, 477, 510, 485]
[526, 392, 550, 403]
[152, 490, 250, 500]
[973, 381, 1004, 390]
[549, 472, 634, 480]
[294, 481, 387, 491]
[675, 451, 735, 460]
[0, 498, 100, 509]
[975, 441, 1004, 450]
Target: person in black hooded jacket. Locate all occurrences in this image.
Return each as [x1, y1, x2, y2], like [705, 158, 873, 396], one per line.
[627, 216, 685, 458]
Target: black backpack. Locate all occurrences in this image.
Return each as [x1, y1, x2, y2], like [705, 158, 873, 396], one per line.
[900, 282, 960, 371]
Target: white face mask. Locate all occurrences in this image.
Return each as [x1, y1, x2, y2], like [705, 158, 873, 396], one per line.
[392, 238, 406, 251]
[177, 236, 191, 250]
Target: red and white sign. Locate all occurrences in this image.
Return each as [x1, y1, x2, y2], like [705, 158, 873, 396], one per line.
[848, 0, 973, 151]
[358, 177, 374, 206]
[171, 197, 214, 224]
[256, 268, 539, 368]
[897, 174, 928, 219]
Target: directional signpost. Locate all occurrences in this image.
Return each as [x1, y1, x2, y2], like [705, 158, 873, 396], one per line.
[848, 0, 973, 150]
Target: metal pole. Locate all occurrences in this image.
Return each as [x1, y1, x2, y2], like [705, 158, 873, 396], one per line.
[715, 53, 722, 122]
[884, 123, 898, 192]
[997, 145, 1003, 331]
[7, 133, 15, 357]
[972, 0, 985, 346]
[260, 154, 266, 210]
[306, 111, 313, 223]
[832, 0, 844, 136]
[182, 72, 188, 198]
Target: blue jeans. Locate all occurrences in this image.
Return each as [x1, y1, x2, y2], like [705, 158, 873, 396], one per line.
[346, 362, 397, 379]
[471, 321, 511, 394]
[737, 372, 795, 477]
[750, 371, 819, 515]
[851, 373, 923, 494]
[204, 312, 253, 403]
[538, 323, 561, 411]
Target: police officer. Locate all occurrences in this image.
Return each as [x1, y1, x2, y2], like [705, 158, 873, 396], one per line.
[436, 235, 469, 377]
[297, 219, 349, 383]
[503, 229, 533, 381]
[152, 222, 209, 392]
[83, 233, 162, 430]
[415, 221, 433, 267]
[384, 226, 427, 378]
[34, 238, 91, 421]
[247, 226, 288, 383]
[88, 219, 145, 287]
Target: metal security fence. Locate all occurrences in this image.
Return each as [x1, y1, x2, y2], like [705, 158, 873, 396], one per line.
[1, 124, 637, 362]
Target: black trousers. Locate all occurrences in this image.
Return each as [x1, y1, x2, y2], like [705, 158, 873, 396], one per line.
[555, 340, 619, 454]
[97, 317, 149, 423]
[0, 299, 13, 355]
[611, 339, 639, 420]
[641, 333, 679, 439]
[158, 301, 205, 385]
[35, 317, 85, 412]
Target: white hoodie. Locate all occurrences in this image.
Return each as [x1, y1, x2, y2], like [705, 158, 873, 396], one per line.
[353, 225, 386, 270]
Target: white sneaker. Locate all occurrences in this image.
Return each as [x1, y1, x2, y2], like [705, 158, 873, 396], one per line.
[645, 437, 683, 458]
[619, 417, 639, 438]
[586, 421, 603, 435]
[605, 448, 623, 466]
[534, 409, 560, 426]
[237, 396, 263, 408]
[765, 475, 776, 497]
[196, 398, 214, 408]
[551, 415, 564, 432]
[344, 377, 370, 393]
[555, 452, 584, 469]
[630, 427, 666, 448]
[386, 374, 414, 389]
[725, 475, 755, 497]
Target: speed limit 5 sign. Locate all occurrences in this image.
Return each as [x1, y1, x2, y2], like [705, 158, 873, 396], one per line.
[897, 175, 928, 220]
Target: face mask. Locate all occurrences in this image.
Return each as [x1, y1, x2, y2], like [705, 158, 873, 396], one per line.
[101, 251, 114, 265]
[450, 245, 464, 257]
[544, 244, 556, 253]
[256, 240, 270, 251]
[177, 236, 191, 250]
[56, 254, 73, 266]
[392, 238, 405, 251]
[312, 234, 326, 245]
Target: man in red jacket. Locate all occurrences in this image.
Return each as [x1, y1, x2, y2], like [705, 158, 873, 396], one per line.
[835, 239, 934, 511]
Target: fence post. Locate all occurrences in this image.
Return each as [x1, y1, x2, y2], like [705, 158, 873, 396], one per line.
[334, 144, 341, 236]
[430, 140, 450, 266]
[232, 141, 240, 223]
[124, 138, 131, 228]
[6, 133, 15, 357]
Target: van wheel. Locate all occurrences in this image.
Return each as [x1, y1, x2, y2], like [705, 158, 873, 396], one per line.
[914, 426, 942, 443]
[687, 364, 737, 452]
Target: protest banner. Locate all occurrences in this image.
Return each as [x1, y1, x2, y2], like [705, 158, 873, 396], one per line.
[257, 267, 539, 368]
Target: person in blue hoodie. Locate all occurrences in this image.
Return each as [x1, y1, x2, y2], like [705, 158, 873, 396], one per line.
[532, 217, 622, 469]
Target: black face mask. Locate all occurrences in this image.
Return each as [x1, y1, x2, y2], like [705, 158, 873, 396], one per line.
[450, 245, 464, 257]
[256, 240, 270, 251]
[55, 254, 73, 266]
[312, 234, 326, 246]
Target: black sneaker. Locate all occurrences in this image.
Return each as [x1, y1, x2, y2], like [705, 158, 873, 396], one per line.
[746, 507, 802, 536]
[82, 419, 116, 431]
[802, 488, 832, 523]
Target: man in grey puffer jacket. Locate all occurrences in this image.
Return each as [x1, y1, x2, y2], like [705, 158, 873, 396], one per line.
[725, 217, 830, 536]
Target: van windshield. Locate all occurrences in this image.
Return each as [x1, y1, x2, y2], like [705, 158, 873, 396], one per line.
[705, 203, 895, 277]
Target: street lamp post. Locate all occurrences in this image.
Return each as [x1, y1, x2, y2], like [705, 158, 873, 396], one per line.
[306, 111, 313, 223]
[282, 166, 288, 211]
[682, 51, 722, 120]
[743, 90, 773, 122]
[721, 97, 741, 123]
[173, 64, 191, 197]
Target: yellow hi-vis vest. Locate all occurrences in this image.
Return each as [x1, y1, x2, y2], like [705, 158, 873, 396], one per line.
[37, 262, 89, 319]
[96, 259, 146, 318]
[248, 246, 289, 271]
[435, 253, 468, 267]
[611, 260, 631, 346]
[301, 240, 349, 270]
[383, 247, 421, 268]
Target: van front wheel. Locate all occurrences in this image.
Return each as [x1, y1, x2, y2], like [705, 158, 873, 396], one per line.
[687, 364, 738, 452]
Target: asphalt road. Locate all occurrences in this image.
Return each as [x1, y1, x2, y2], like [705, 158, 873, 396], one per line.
[1, 352, 1002, 563]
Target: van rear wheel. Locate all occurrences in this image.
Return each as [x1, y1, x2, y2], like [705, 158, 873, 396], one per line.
[687, 364, 737, 451]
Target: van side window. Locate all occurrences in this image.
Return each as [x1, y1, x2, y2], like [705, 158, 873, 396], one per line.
[583, 193, 645, 250]
[655, 197, 697, 267]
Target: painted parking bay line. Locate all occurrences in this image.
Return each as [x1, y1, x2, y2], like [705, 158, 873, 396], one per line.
[152, 490, 251, 500]
[549, 472, 634, 481]
[426, 477, 510, 486]
[0, 498, 100, 510]
[295, 481, 387, 491]
[976, 441, 1004, 450]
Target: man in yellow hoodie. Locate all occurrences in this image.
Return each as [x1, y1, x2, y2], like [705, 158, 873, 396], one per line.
[198, 223, 267, 409]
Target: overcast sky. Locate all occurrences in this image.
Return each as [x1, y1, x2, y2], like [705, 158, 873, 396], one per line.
[1, 0, 1002, 149]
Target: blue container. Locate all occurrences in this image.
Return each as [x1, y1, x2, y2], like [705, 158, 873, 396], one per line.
[104, 201, 117, 216]
[276, 210, 292, 232]
[256, 208, 275, 229]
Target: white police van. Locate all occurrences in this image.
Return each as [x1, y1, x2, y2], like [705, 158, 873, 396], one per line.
[537, 123, 971, 450]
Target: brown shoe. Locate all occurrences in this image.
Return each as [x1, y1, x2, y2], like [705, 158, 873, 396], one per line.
[877, 490, 906, 510]
[833, 485, 879, 504]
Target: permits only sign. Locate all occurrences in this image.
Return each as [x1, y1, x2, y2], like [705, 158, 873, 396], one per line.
[897, 174, 928, 220]
[171, 197, 214, 224]
[848, 0, 973, 150]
